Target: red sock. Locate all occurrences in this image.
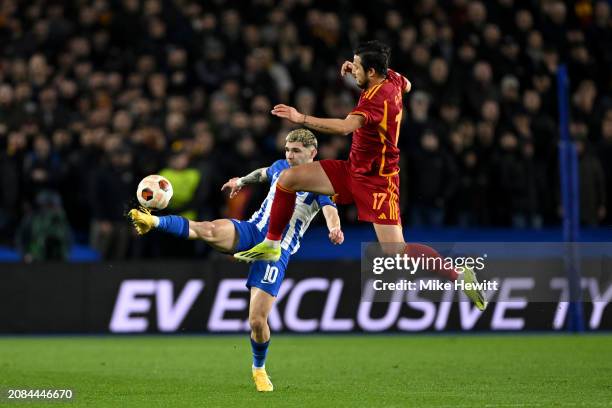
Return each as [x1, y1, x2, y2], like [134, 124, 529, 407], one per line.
[265, 182, 296, 241]
[404, 243, 458, 281]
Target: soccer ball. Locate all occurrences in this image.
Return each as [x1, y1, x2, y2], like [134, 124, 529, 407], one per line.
[136, 175, 173, 210]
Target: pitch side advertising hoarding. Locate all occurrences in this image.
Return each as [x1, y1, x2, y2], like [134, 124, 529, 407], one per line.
[1, 243, 610, 333]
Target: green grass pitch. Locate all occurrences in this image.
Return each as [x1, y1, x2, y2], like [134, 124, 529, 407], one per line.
[1, 335, 611, 407]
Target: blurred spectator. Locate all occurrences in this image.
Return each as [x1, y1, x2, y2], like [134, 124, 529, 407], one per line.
[492, 131, 543, 228]
[402, 91, 433, 149]
[465, 61, 499, 118]
[160, 150, 206, 221]
[452, 149, 484, 227]
[500, 75, 521, 122]
[0, 132, 24, 241]
[22, 134, 62, 202]
[155, 149, 209, 256]
[522, 89, 556, 159]
[89, 145, 134, 259]
[436, 98, 461, 142]
[408, 130, 458, 227]
[575, 136, 607, 226]
[16, 190, 71, 262]
[598, 111, 612, 224]
[424, 58, 456, 112]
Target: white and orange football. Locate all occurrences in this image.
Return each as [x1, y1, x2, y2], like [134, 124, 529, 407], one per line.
[136, 175, 173, 210]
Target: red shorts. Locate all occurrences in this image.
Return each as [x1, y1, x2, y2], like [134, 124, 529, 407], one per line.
[320, 160, 401, 225]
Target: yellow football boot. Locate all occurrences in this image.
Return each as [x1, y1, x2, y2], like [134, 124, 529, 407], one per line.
[461, 266, 488, 311]
[128, 207, 156, 235]
[234, 241, 281, 263]
[252, 367, 273, 392]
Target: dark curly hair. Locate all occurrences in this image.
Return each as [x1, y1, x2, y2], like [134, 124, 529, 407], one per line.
[354, 40, 391, 76]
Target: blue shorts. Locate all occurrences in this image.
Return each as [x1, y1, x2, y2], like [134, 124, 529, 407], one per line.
[231, 219, 290, 297]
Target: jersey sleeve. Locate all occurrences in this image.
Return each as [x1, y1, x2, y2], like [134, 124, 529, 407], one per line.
[350, 92, 385, 125]
[316, 194, 336, 208]
[265, 160, 289, 184]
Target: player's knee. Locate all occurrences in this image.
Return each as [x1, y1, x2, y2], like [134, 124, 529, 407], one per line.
[278, 168, 298, 190]
[249, 314, 267, 333]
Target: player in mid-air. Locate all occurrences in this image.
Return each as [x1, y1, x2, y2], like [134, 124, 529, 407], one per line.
[235, 40, 487, 310]
[129, 129, 344, 392]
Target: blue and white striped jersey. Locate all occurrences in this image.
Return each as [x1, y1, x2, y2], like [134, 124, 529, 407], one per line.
[248, 160, 335, 255]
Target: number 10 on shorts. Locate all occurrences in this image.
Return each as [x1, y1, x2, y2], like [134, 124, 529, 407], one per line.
[261, 265, 279, 284]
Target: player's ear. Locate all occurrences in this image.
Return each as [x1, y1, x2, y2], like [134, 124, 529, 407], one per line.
[310, 147, 317, 159]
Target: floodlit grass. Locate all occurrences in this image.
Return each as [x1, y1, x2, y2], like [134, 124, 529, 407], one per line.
[1, 335, 611, 407]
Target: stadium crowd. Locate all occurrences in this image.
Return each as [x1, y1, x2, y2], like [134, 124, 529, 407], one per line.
[0, 0, 611, 260]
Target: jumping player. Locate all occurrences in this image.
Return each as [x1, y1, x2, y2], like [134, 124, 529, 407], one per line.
[234, 41, 487, 310]
[128, 129, 344, 392]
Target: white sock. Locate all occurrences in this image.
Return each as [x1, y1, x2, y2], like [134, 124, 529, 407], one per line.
[264, 238, 280, 249]
[252, 364, 265, 371]
[152, 215, 160, 227]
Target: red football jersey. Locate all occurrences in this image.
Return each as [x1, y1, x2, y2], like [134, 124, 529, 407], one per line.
[348, 69, 407, 176]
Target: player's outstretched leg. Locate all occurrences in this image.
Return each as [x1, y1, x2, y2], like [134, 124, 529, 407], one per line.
[129, 208, 238, 252]
[249, 288, 275, 392]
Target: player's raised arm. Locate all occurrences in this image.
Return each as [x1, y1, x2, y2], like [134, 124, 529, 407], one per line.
[322, 205, 344, 245]
[221, 167, 269, 199]
[271, 104, 364, 135]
